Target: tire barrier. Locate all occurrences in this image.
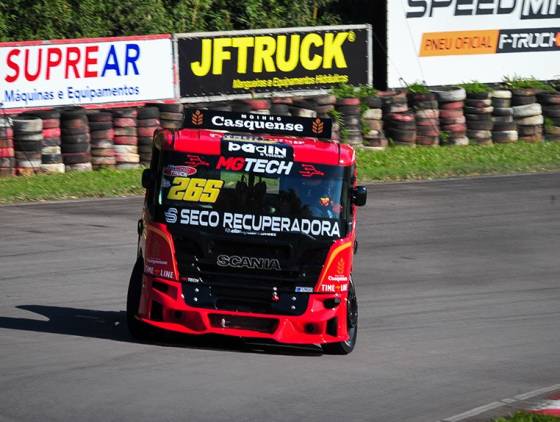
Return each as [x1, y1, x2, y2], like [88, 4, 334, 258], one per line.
[465, 92, 493, 145]
[290, 97, 317, 119]
[361, 95, 386, 150]
[490, 90, 517, 144]
[512, 89, 543, 143]
[88, 111, 116, 169]
[24, 110, 64, 174]
[336, 97, 362, 146]
[434, 87, 468, 146]
[137, 106, 160, 166]
[381, 90, 415, 147]
[60, 107, 92, 172]
[13, 116, 43, 176]
[538, 91, 560, 142]
[270, 97, 293, 117]
[0, 117, 15, 177]
[151, 103, 184, 129]
[112, 108, 139, 169]
[314, 95, 340, 142]
[409, 92, 439, 147]
[3, 85, 560, 179]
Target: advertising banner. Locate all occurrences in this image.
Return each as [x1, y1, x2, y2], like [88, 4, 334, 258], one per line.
[176, 25, 372, 99]
[0, 34, 175, 109]
[387, 1, 560, 87]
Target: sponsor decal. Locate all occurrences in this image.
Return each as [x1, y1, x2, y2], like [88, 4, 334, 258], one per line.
[163, 165, 197, 177]
[419, 27, 560, 56]
[299, 163, 325, 178]
[186, 277, 201, 283]
[216, 156, 293, 175]
[177, 26, 371, 97]
[166, 177, 224, 203]
[328, 275, 349, 282]
[295, 286, 314, 293]
[164, 207, 178, 223]
[186, 154, 210, 167]
[168, 208, 341, 238]
[144, 264, 175, 280]
[216, 254, 282, 271]
[184, 109, 331, 139]
[406, 0, 560, 20]
[320, 283, 348, 293]
[227, 141, 289, 159]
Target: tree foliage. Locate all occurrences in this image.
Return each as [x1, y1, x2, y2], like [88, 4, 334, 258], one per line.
[0, 0, 343, 41]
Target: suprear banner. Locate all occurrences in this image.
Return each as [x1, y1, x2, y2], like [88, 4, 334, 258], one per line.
[176, 25, 372, 99]
[388, 1, 560, 87]
[0, 34, 175, 109]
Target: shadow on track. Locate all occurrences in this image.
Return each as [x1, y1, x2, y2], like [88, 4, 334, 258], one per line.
[0, 305, 323, 357]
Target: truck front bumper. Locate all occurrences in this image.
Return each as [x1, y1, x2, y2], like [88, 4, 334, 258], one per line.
[136, 273, 350, 345]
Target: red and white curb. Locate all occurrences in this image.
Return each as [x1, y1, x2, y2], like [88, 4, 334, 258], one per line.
[527, 393, 560, 417]
[440, 384, 560, 421]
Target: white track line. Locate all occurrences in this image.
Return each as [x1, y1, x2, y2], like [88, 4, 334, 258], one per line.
[439, 384, 560, 422]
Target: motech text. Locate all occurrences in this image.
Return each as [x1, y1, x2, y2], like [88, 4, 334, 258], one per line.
[190, 32, 353, 76]
[406, 0, 560, 19]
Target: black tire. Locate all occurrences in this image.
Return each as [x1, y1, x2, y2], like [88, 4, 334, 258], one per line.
[127, 258, 157, 341]
[137, 106, 160, 119]
[62, 143, 90, 153]
[322, 279, 358, 355]
[89, 121, 113, 131]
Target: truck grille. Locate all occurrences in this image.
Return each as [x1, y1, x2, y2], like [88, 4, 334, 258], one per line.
[171, 231, 329, 315]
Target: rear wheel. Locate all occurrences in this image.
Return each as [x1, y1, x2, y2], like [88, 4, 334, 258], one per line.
[126, 259, 157, 341]
[322, 279, 358, 355]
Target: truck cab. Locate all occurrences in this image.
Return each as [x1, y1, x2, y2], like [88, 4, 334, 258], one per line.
[127, 109, 367, 354]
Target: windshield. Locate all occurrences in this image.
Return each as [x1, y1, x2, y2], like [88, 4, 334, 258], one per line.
[157, 150, 350, 239]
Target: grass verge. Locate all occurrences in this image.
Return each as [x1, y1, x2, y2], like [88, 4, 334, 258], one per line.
[0, 168, 143, 203]
[1, 142, 560, 204]
[494, 412, 560, 422]
[357, 142, 560, 182]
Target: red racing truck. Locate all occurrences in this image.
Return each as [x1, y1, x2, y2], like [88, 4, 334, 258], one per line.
[127, 109, 367, 354]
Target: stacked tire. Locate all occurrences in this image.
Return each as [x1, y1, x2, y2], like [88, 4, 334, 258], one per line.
[13, 116, 43, 176]
[537, 91, 560, 142]
[512, 89, 543, 143]
[409, 92, 439, 147]
[314, 95, 338, 142]
[361, 96, 386, 149]
[0, 117, 15, 177]
[61, 108, 92, 172]
[336, 97, 362, 145]
[381, 90, 415, 147]
[32, 110, 64, 173]
[153, 103, 184, 129]
[465, 92, 493, 145]
[245, 99, 271, 115]
[137, 106, 160, 166]
[112, 108, 139, 169]
[88, 111, 116, 169]
[491, 90, 517, 144]
[270, 97, 293, 116]
[290, 97, 317, 119]
[433, 87, 468, 146]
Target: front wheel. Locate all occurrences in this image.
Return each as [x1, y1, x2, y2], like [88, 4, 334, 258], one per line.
[322, 279, 358, 355]
[126, 258, 157, 342]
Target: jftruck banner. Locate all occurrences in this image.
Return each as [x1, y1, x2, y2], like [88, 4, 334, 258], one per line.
[176, 25, 372, 99]
[388, 1, 560, 87]
[0, 34, 175, 109]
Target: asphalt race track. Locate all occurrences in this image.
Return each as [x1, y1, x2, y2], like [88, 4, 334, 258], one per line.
[1, 173, 559, 422]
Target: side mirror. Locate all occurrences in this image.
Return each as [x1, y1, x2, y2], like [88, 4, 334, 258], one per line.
[141, 169, 154, 189]
[352, 186, 367, 206]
